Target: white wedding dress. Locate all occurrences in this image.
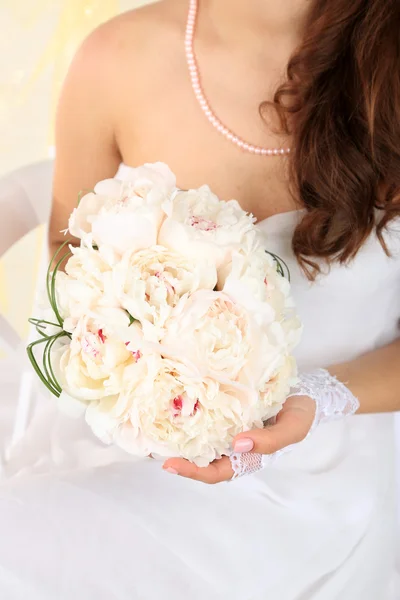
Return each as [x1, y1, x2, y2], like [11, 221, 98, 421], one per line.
[0, 164, 399, 599]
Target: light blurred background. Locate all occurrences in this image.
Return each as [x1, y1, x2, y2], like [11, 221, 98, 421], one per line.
[0, 0, 152, 353]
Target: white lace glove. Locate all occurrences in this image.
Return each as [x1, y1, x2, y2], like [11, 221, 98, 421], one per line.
[230, 368, 360, 479]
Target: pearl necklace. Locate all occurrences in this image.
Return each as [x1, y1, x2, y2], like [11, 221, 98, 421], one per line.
[185, 0, 291, 156]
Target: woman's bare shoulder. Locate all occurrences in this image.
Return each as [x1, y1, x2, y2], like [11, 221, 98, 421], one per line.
[61, 0, 185, 117]
[80, 1, 185, 65]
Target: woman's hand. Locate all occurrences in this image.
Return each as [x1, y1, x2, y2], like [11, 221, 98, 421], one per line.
[163, 339, 400, 483]
[162, 395, 316, 484]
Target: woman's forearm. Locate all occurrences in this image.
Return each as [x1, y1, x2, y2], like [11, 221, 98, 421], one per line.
[330, 337, 400, 414]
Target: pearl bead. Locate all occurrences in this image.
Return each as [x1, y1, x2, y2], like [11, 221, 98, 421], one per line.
[185, 1, 291, 156]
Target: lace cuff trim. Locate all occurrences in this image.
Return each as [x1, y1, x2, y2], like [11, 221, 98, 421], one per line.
[230, 368, 359, 480]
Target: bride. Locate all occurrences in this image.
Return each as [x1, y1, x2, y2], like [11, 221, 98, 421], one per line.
[1, 0, 399, 597]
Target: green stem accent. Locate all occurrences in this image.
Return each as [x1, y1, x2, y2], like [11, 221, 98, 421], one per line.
[42, 338, 54, 388]
[29, 318, 60, 328]
[43, 332, 64, 394]
[46, 240, 70, 306]
[28, 237, 80, 397]
[26, 337, 60, 397]
[27, 331, 68, 398]
[29, 318, 61, 339]
[127, 311, 136, 325]
[47, 336, 64, 394]
[50, 256, 65, 326]
[47, 247, 72, 327]
[265, 250, 291, 282]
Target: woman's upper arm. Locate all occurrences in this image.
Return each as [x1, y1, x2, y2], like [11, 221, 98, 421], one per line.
[50, 25, 122, 248]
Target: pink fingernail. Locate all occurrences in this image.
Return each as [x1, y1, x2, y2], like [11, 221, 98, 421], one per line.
[164, 467, 178, 475]
[234, 438, 254, 453]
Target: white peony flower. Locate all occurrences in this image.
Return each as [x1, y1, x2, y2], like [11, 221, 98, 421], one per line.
[85, 355, 258, 467]
[264, 315, 303, 354]
[158, 186, 257, 268]
[257, 355, 298, 420]
[217, 248, 294, 327]
[158, 290, 297, 432]
[218, 248, 302, 361]
[56, 270, 99, 331]
[113, 246, 217, 340]
[67, 191, 106, 239]
[112, 162, 176, 203]
[68, 163, 176, 255]
[55, 315, 134, 402]
[161, 290, 259, 381]
[55, 245, 118, 331]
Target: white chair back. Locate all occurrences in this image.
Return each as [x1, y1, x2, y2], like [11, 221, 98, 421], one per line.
[0, 160, 53, 258]
[0, 160, 53, 348]
[0, 160, 54, 458]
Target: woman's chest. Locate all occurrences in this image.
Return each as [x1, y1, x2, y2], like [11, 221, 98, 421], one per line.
[116, 81, 297, 222]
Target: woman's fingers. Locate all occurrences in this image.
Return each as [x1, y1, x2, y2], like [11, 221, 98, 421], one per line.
[163, 455, 233, 484]
[162, 396, 316, 483]
[233, 395, 316, 455]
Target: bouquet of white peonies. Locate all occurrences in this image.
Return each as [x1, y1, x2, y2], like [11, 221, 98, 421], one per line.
[28, 163, 302, 466]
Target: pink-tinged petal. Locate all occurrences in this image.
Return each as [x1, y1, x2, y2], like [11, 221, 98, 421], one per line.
[81, 335, 100, 359]
[192, 400, 200, 415]
[189, 216, 219, 231]
[172, 395, 183, 416]
[125, 343, 142, 363]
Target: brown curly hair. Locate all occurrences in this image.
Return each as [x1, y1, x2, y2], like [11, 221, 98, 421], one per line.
[265, 0, 400, 278]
